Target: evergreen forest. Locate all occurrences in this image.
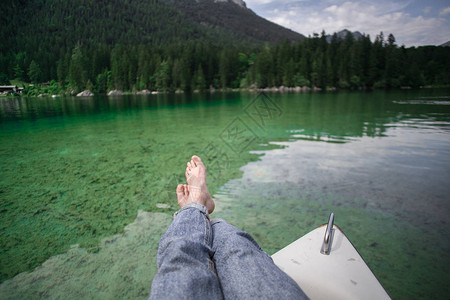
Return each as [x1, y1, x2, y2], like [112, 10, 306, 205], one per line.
[1, 0, 449, 94]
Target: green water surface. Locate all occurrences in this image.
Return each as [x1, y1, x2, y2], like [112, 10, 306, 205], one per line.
[0, 90, 449, 299]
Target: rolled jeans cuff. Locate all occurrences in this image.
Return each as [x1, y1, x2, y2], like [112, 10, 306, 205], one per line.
[174, 202, 209, 218]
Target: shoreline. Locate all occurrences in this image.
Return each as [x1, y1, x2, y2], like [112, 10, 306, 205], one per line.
[1, 85, 449, 99]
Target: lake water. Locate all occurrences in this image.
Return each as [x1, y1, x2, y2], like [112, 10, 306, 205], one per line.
[0, 89, 449, 299]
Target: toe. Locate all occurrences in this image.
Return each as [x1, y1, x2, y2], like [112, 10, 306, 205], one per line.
[185, 167, 190, 177]
[192, 155, 204, 167]
[191, 158, 197, 167]
[184, 184, 190, 196]
[176, 184, 184, 197]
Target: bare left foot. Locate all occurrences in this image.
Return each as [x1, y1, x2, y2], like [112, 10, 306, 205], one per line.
[176, 184, 190, 208]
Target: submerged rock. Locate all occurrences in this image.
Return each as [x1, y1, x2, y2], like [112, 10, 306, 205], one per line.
[76, 90, 94, 97]
[156, 203, 171, 209]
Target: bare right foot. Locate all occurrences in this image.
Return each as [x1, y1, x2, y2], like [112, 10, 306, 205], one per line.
[184, 155, 215, 214]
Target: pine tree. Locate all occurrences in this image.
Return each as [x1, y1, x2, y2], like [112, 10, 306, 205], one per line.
[13, 64, 25, 82]
[255, 46, 273, 87]
[385, 34, 400, 88]
[155, 60, 170, 92]
[68, 46, 86, 91]
[28, 60, 42, 83]
[0, 73, 10, 85]
[219, 50, 229, 89]
[282, 58, 295, 87]
[192, 64, 206, 91]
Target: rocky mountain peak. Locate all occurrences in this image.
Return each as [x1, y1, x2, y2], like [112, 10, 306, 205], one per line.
[214, 0, 246, 8]
[326, 29, 363, 43]
[166, 0, 304, 43]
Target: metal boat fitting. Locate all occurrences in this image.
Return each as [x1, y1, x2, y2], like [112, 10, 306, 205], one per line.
[320, 212, 335, 255]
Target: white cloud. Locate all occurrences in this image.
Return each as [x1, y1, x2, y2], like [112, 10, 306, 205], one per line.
[439, 7, 450, 16]
[249, 0, 450, 46]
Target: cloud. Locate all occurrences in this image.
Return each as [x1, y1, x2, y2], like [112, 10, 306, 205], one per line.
[439, 7, 450, 16]
[245, 0, 450, 46]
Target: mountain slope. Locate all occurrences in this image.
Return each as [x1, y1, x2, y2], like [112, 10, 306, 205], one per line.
[2, 0, 303, 53]
[2, 0, 231, 52]
[0, 0, 304, 81]
[1, 0, 221, 80]
[162, 0, 305, 43]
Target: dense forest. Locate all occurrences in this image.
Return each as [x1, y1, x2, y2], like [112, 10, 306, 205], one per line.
[6, 32, 450, 94]
[1, 0, 449, 94]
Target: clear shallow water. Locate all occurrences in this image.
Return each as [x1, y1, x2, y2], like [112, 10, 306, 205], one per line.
[0, 90, 449, 299]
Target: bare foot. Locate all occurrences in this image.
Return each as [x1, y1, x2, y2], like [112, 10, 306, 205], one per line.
[183, 155, 215, 214]
[176, 184, 190, 208]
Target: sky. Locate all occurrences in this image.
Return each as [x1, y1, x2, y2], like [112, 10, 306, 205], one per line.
[244, 0, 450, 46]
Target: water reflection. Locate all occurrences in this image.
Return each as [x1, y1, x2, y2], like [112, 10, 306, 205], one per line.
[2, 91, 449, 137]
[0, 93, 245, 124]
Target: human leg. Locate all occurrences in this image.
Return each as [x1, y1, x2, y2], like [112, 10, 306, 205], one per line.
[149, 185, 222, 300]
[183, 155, 306, 298]
[150, 154, 306, 299]
[211, 219, 308, 299]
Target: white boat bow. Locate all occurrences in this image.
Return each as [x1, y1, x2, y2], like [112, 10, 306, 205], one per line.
[272, 213, 390, 300]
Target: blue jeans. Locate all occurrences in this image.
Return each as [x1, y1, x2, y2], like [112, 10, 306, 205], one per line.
[149, 203, 308, 299]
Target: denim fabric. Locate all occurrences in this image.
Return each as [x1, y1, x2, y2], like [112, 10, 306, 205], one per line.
[150, 204, 308, 300]
[149, 203, 223, 300]
[211, 219, 308, 299]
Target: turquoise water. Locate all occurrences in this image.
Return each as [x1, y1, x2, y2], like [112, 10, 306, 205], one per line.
[0, 90, 449, 299]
